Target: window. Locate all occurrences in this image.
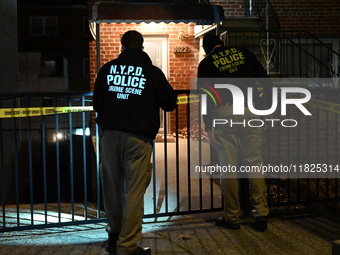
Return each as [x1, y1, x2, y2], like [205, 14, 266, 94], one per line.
[39, 54, 65, 77]
[40, 60, 56, 77]
[30, 17, 58, 36]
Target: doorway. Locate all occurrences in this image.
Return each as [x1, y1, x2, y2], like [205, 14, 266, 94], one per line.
[143, 36, 169, 133]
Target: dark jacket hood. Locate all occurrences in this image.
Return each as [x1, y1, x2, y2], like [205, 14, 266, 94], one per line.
[118, 49, 152, 65]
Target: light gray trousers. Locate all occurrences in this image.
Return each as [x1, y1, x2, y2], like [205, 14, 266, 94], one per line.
[100, 130, 153, 255]
[213, 105, 269, 223]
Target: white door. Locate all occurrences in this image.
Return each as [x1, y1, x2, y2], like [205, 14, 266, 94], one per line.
[143, 36, 169, 133]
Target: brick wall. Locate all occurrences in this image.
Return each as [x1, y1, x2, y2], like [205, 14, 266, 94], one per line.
[211, 0, 340, 38]
[270, 0, 340, 37]
[210, 0, 245, 16]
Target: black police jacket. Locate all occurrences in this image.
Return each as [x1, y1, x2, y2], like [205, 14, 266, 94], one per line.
[93, 49, 177, 140]
[197, 45, 273, 131]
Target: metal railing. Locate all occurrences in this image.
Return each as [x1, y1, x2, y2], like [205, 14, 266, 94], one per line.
[0, 92, 98, 231]
[246, 0, 281, 31]
[279, 31, 340, 80]
[222, 30, 340, 81]
[1, 90, 339, 232]
[231, 0, 340, 80]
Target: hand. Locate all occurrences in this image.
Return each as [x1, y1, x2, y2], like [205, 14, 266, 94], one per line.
[207, 130, 222, 150]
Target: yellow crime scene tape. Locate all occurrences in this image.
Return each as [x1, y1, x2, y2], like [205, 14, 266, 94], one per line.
[177, 94, 340, 114]
[0, 96, 198, 118]
[308, 99, 340, 114]
[0, 94, 338, 118]
[176, 94, 200, 105]
[177, 93, 340, 114]
[0, 106, 94, 118]
[287, 93, 340, 114]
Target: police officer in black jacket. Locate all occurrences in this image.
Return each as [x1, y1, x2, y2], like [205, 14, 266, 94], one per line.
[198, 34, 271, 232]
[93, 30, 177, 255]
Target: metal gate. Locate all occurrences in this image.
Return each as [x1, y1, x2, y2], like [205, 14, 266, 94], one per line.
[1, 91, 339, 232]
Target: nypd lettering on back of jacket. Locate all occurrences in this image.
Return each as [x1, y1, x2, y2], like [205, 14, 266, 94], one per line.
[93, 49, 177, 140]
[106, 65, 146, 99]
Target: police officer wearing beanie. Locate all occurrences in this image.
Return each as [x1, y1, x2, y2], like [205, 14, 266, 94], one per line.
[93, 30, 177, 254]
[198, 33, 272, 232]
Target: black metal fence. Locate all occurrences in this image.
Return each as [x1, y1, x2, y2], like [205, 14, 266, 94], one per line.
[1, 90, 339, 232]
[222, 29, 340, 80]
[0, 92, 99, 231]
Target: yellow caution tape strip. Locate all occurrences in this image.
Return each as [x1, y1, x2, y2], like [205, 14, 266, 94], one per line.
[1, 95, 338, 118]
[177, 95, 200, 105]
[0, 96, 197, 118]
[0, 106, 93, 118]
[0, 96, 196, 118]
[288, 94, 340, 114]
[178, 94, 340, 114]
[308, 99, 340, 114]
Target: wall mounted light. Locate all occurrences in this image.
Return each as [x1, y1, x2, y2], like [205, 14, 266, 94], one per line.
[178, 28, 190, 41]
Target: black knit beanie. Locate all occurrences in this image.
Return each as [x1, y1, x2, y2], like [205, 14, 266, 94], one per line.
[203, 34, 223, 54]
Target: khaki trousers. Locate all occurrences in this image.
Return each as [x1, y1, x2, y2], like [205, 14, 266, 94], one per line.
[100, 130, 152, 255]
[213, 105, 269, 223]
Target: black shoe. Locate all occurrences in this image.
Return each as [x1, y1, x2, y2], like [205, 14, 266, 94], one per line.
[129, 246, 151, 255]
[250, 216, 268, 232]
[215, 216, 241, 230]
[105, 233, 119, 254]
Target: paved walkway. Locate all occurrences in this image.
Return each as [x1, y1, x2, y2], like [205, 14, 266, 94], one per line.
[1, 139, 339, 254]
[1, 212, 339, 255]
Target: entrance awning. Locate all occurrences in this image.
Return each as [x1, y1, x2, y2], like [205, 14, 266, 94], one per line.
[90, 2, 224, 25]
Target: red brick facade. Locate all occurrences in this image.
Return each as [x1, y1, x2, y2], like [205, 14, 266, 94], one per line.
[270, 0, 340, 37]
[210, 0, 245, 16]
[210, 0, 340, 37]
